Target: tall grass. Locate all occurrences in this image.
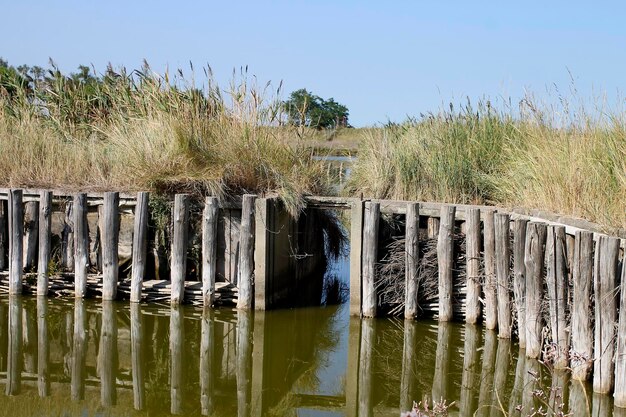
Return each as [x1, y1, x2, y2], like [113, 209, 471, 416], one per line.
[347, 100, 626, 230]
[0, 63, 329, 214]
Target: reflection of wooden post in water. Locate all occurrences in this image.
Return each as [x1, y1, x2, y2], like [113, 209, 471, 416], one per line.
[476, 330, 497, 417]
[507, 349, 526, 416]
[6, 296, 22, 395]
[170, 305, 183, 415]
[131, 303, 145, 410]
[568, 379, 591, 417]
[22, 302, 37, 373]
[37, 297, 49, 397]
[548, 369, 568, 415]
[358, 318, 375, 417]
[200, 308, 214, 415]
[592, 392, 610, 417]
[490, 338, 510, 417]
[345, 318, 360, 417]
[521, 358, 540, 415]
[71, 298, 87, 400]
[432, 322, 451, 402]
[459, 324, 479, 417]
[400, 320, 419, 412]
[237, 310, 253, 417]
[99, 301, 118, 407]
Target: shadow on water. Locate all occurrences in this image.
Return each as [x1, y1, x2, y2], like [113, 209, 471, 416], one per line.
[0, 295, 618, 417]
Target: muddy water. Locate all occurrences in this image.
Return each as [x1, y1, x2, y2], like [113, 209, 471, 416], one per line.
[0, 294, 615, 417]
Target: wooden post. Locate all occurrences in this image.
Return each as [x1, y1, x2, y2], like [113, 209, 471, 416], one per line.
[254, 197, 271, 311]
[404, 203, 419, 319]
[0, 200, 7, 270]
[36, 297, 49, 397]
[513, 219, 528, 348]
[73, 193, 88, 298]
[524, 221, 546, 359]
[170, 194, 189, 305]
[465, 208, 481, 324]
[37, 191, 52, 296]
[237, 194, 256, 310]
[427, 217, 440, 239]
[131, 303, 145, 410]
[62, 200, 74, 271]
[614, 238, 626, 407]
[495, 213, 511, 338]
[362, 202, 380, 318]
[102, 192, 120, 301]
[484, 209, 497, 330]
[571, 231, 594, 381]
[545, 226, 570, 369]
[437, 205, 455, 321]
[349, 199, 364, 316]
[8, 189, 23, 295]
[130, 192, 149, 303]
[23, 201, 39, 270]
[593, 235, 619, 394]
[202, 197, 219, 307]
[71, 299, 86, 400]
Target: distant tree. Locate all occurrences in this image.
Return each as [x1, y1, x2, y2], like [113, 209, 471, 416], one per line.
[283, 88, 349, 129]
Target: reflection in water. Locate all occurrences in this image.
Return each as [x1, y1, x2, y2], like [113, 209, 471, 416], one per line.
[0, 297, 617, 416]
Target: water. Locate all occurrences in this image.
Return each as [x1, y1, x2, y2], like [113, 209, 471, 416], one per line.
[0, 295, 615, 417]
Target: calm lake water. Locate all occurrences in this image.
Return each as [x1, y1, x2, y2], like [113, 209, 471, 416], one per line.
[0, 294, 616, 417]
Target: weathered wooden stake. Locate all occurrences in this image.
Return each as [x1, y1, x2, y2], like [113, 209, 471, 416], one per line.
[362, 202, 380, 318]
[571, 230, 594, 381]
[546, 225, 570, 369]
[484, 209, 497, 330]
[427, 217, 440, 239]
[202, 197, 219, 307]
[253, 197, 271, 311]
[593, 235, 619, 394]
[37, 191, 52, 296]
[495, 213, 511, 338]
[404, 203, 419, 319]
[62, 201, 74, 271]
[614, 239, 626, 407]
[0, 200, 7, 270]
[102, 192, 120, 301]
[8, 189, 23, 295]
[170, 194, 189, 304]
[23, 201, 39, 270]
[437, 205, 456, 322]
[130, 192, 149, 303]
[524, 221, 546, 359]
[349, 199, 364, 316]
[465, 208, 481, 324]
[73, 193, 88, 298]
[513, 219, 528, 348]
[237, 194, 256, 310]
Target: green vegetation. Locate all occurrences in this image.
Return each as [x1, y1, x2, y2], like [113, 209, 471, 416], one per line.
[283, 88, 349, 129]
[346, 100, 626, 230]
[0, 59, 329, 214]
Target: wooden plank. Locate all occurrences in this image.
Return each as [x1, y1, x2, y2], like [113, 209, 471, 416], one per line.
[427, 217, 440, 239]
[237, 195, 256, 310]
[524, 221, 546, 359]
[102, 192, 120, 301]
[615, 238, 626, 407]
[593, 235, 619, 394]
[571, 230, 594, 381]
[437, 206, 456, 321]
[546, 225, 570, 369]
[170, 194, 189, 304]
[202, 197, 219, 307]
[349, 199, 364, 316]
[484, 209, 497, 330]
[73, 193, 89, 298]
[23, 201, 39, 270]
[495, 213, 511, 338]
[513, 219, 528, 347]
[37, 191, 52, 296]
[465, 208, 481, 324]
[130, 192, 149, 303]
[8, 189, 23, 295]
[361, 202, 380, 318]
[404, 203, 419, 319]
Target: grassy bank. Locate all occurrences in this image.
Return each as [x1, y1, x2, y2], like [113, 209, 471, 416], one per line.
[0, 63, 329, 214]
[346, 101, 626, 230]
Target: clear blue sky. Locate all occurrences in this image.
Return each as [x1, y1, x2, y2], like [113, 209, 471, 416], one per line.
[2, 1, 626, 126]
